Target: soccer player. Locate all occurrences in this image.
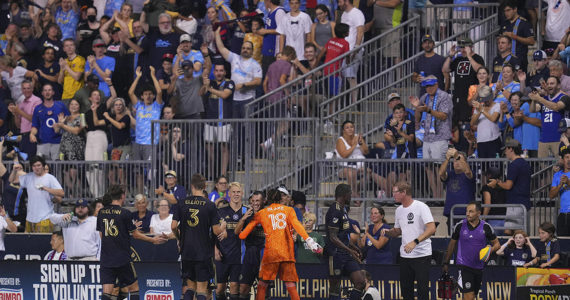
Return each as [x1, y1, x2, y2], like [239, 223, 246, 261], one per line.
[172, 173, 225, 300]
[215, 182, 246, 300]
[239, 188, 321, 300]
[235, 191, 266, 300]
[97, 185, 167, 300]
[325, 184, 366, 300]
[442, 201, 500, 300]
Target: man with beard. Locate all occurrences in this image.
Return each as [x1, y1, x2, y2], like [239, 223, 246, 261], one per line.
[140, 13, 179, 81]
[36, 47, 63, 100]
[491, 35, 521, 83]
[413, 34, 446, 95]
[50, 199, 101, 260]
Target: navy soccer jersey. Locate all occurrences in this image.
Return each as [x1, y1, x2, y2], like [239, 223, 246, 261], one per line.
[217, 205, 245, 264]
[174, 195, 219, 261]
[97, 205, 136, 267]
[325, 202, 351, 256]
[243, 214, 265, 248]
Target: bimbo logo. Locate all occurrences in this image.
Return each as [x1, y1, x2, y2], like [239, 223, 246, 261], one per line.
[145, 290, 174, 300]
[0, 288, 23, 300]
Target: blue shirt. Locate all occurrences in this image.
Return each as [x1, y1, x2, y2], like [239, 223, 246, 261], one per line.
[174, 50, 205, 78]
[521, 102, 540, 150]
[364, 223, 392, 264]
[85, 56, 115, 97]
[454, 0, 472, 11]
[493, 81, 520, 110]
[31, 101, 70, 144]
[504, 247, 533, 266]
[551, 170, 570, 213]
[104, 0, 124, 20]
[55, 7, 79, 40]
[442, 169, 475, 216]
[134, 101, 163, 145]
[506, 157, 531, 209]
[540, 93, 565, 143]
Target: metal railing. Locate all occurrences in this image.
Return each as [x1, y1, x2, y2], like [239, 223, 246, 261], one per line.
[150, 118, 318, 195]
[450, 204, 529, 235]
[424, 3, 500, 42]
[244, 15, 422, 119]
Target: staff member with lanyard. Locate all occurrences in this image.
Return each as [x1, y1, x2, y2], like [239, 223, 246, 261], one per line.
[499, 0, 534, 72]
[50, 199, 101, 260]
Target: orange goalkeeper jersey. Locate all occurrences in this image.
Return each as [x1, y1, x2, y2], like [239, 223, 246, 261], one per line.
[239, 203, 309, 263]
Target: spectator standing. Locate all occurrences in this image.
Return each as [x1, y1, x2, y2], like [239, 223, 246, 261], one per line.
[173, 34, 205, 79]
[103, 97, 132, 185]
[39, 23, 64, 59]
[529, 77, 568, 157]
[0, 55, 37, 104]
[358, 207, 392, 264]
[481, 166, 507, 234]
[413, 34, 446, 94]
[488, 138, 531, 235]
[202, 63, 234, 177]
[19, 156, 64, 233]
[85, 38, 115, 97]
[215, 27, 262, 119]
[549, 148, 570, 236]
[150, 199, 173, 235]
[491, 35, 522, 83]
[131, 194, 154, 233]
[43, 231, 67, 260]
[140, 13, 179, 78]
[18, 23, 41, 70]
[55, 99, 85, 196]
[277, 0, 312, 60]
[442, 202, 500, 300]
[439, 148, 475, 231]
[244, 17, 264, 65]
[499, 1, 534, 72]
[73, 74, 105, 114]
[0, 204, 17, 260]
[76, 6, 101, 58]
[50, 199, 101, 260]
[30, 84, 70, 160]
[339, 0, 364, 103]
[442, 38, 485, 123]
[259, 0, 286, 74]
[543, 0, 570, 50]
[317, 23, 350, 101]
[518, 50, 550, 95]
[58, 38, 85, 101]
[496, 230, 537, 266]
[471, 85, 502, 158]
[9, 81, 41, 157]
[84, 88, 111, 198]
[36, 46, 63, 100]
[506, 92, 540, 157]
[309, 5, 335, 54]
[54, 0, 80, 40]
[381, 181, 436, 300]
[493, 64, 520, 107]
[169, 60, 204, 119]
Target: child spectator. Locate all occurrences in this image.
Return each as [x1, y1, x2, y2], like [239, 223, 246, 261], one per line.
[496, 230, 536, 266]
[317, 22, 349, 98]
[525, 222, 561, 268]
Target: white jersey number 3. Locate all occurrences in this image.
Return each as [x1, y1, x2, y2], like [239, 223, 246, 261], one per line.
[269, 213, 287, 230]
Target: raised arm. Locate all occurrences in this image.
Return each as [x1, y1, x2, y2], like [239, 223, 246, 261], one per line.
[150, 66, 162, 104]
[128, 67, 142, 105]
[214, 27, 230, 60]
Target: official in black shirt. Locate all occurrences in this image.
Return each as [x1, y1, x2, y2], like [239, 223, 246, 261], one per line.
[172, 173, 224, 300]
[215, 182, 245, 300]
[97, 185, 167, 300]
[235, 191, 266, 300]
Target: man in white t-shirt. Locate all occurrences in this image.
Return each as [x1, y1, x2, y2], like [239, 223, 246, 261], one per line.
[339, 0, 364, 103]
[215, 27, 262, 118]
[277, 0, 312, 60]
[382, 181, 436, 300]
[544, 0, 570, 50]
[19, 156, 64, 233]
[0, 205, 18, 260]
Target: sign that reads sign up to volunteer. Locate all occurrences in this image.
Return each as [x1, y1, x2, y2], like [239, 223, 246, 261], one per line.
[0, 261, 181, 300]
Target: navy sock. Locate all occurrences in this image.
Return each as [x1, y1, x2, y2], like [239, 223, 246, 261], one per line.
[184, 290, 195, 300]
[349, 289, 363, 300]
[196, 293, 207, 300]
[129, 291, 139, 300]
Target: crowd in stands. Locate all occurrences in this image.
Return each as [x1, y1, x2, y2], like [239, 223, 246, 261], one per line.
[0, 0, 569, 246]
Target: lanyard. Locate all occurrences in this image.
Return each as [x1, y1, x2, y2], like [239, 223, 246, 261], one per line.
[426, 93, 439, 134]
[497, 54, 512, 82]
[218, 81, 226, 126]
[511, 17, 521, 54]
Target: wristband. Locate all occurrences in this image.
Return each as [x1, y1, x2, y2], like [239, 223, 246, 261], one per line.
[414, 238, 420, 245]
[502, 242, 509, 248]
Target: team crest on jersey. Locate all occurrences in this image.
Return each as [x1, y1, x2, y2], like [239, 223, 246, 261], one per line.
[407, 213, 414, 224]
[465, 282, 471, 289]
[233, 214, 239, 220]
[333, 217, 338, 223]
[522, 253, 528, 259]
[334, 269, 341, 275]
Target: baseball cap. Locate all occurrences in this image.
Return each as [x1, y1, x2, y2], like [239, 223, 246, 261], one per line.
[484, 166, 501, 179]
[75, 199, 89, 207]
[501, 137, 521, 150]
[92, 38, 105, 48]
[421, 34, 434, 43]
[180, 34, 192, 43]
[111, 26, 121, 33]
[181, 60, 193, 68]
[87, 73, 99, 83]
[387, 92, 401, 102]
[458, 37, 473, 47]
[165, 170, 177, 178]
[533, 50, 547, 61]
[162, 53, 174, 62]
[558, 118, 570, 133]
[421, 75, 438, 87]
[277, 185, 290, 196]
[477, 85, 494, 102]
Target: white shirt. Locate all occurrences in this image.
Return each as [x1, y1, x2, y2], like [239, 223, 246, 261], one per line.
[1, 66, 28, 104]
[394, 200, 434, 258]
[50, 214, 100, 258]
[176, 17, 198, 36]
[475, 102, 501, 143]
[227, 52, 262, 101]
[546, 0, 570, 42]
[277, 12, 312, 60]
[44, 250, 66, 260]
[341, 7, 365, 50]
[0, 217, 7, 251]
[19, 173, 62, 223]
[364, 287, 382, 300]
[150, 214, 173, 234]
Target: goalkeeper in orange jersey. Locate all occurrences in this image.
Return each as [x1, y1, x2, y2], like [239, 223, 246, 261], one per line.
[238, 187, 322, 300]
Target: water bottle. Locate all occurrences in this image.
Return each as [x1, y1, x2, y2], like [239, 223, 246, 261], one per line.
[80, 113, 86, 127]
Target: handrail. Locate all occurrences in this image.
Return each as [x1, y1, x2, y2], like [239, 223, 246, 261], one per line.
[243, 15, 422, 117]
[450, 204, 528, 236]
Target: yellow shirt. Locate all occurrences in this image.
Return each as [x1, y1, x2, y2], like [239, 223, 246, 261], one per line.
[114, 18, 134, 37]
[244, 33, 263, 65]
[62, 55, 86, 100]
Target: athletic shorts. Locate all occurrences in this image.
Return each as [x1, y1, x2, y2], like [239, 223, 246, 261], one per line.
[100, 262, 137, 286]
[204, 124, 232, 143]
[458, 266, 483, 294]
[182, 259, 214, 282]
[239, 246, 263, 285]
[258, 261, 298, 282]
[328, 253, 361, 278]
[215, 260, 241, 283]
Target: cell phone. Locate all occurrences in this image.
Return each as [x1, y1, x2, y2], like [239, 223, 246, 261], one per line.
[448, 144, 455, 149]
[530, 86, 538, 92]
